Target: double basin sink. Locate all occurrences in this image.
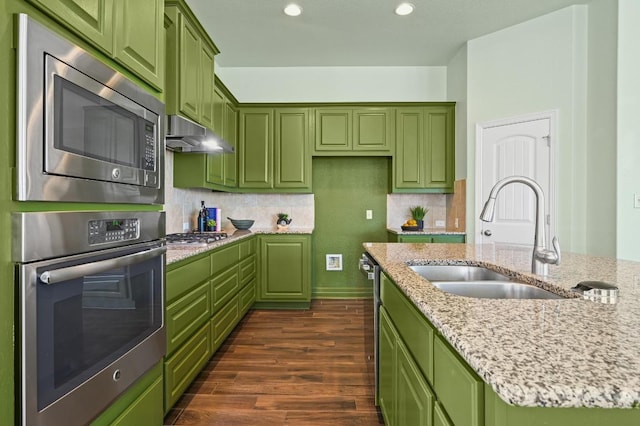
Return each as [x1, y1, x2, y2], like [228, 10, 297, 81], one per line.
[409, 264, 563, 300]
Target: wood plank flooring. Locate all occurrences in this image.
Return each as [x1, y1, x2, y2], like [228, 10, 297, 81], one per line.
[164, 299, 384, 425]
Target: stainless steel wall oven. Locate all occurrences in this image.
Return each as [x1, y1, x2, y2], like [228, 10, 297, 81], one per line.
[13, 211, 166, 425]
[16, 14, 164, 204]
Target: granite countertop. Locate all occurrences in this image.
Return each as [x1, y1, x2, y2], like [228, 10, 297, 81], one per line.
[364, 242, 640, 409]
[166, 227, 314, 265]
[387, 227, 466, 235]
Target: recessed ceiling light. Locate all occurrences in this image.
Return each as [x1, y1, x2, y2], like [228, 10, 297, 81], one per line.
[284, 4, 303, 17]
[395, 3, 415, 16]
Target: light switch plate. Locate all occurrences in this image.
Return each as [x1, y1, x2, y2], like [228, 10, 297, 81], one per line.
[435, 220, 445, 227]
[366, 210, 373, 220]
[635, 194, 640, 209]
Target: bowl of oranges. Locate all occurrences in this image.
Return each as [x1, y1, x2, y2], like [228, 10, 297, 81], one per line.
[401, 218, 420, 231]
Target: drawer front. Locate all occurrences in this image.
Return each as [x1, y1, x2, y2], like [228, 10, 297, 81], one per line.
[239, 254, 256, 287]
[239, 238, 256, 259]
[239, 278, 256, 315]
[434, 335, 484, 426]
[211, 243, 240, 276]
[211, 294, 240, 353]
[211, 265, 240, 314]
[164, 323, 212, 410]
[166, 256, 210, 303]
[430, 234, 466, 243]
[166, 281, 211, 356]
[381, 273, 434, 384]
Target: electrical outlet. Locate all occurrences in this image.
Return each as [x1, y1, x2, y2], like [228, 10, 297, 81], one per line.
[182, 222, 190, 231]
[435, 220, 445, 227]
[454, 218, 459, 229]
[635, 194, 640, 209]
[366, 210, 373, 220]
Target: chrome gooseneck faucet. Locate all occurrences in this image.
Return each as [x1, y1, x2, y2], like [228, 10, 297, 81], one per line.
[480, 176, 561, 276]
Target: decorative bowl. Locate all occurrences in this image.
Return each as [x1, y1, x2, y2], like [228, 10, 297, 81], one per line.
[227, 217, 255, 230]
[401, 225, 420, 231]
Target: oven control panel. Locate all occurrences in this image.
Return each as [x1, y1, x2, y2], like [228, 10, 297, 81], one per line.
[88, 218, 139, 245]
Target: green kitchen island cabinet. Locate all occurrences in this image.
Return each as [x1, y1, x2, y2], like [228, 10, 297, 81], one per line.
[238, 108, 312, 193]
[379, 271, 640, 426]
[312, 107, 394, 155]
[387, 231, 466, 243]
[27, 0, 165, 90]
[393, 105, 455, 193]
[164, 236, 256, 413]
[165, 0, 218, 129]
[255, 234, 311, 308]
[173, 80, 238, 191]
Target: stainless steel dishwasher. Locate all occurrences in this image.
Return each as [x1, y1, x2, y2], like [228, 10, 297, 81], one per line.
[359, 252, 381, 404]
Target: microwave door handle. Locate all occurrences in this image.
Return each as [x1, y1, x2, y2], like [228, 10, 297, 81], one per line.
[39, 246, 167, 285]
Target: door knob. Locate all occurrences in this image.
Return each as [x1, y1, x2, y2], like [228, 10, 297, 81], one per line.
[483, 230, 492, 236]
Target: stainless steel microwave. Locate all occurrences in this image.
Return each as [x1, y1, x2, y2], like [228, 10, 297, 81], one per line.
[16, 14, 164, 204]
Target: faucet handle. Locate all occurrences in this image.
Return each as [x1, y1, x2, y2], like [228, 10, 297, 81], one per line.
[551, 236, 561, 265]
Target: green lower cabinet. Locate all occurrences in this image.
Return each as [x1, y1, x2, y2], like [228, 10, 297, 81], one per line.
[434, 335, 484, 426]
[91, 362, 163, 426]
[164, 237, 257, 413]
[397, 340, 434, 426]
[164, 322, 212, 411]
[434, 401, 454, 426]
[256, 235, 311, 307]
[388, 232, 466, 243]
[379, 307, 434, 426]
[379, 308, 397, 425]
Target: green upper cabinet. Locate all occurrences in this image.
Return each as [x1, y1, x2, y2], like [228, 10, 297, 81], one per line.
[314, 109, 352, 152]
[275, 108, 311, 189]
[206, 83, 238, 188]
[27, 0, 164, 91]
[165, 0, 219, 124]
[313, 107, 394, 155]
[239, 108, 273, 189]
[174, 81, 238, 191]
[113, 0, 164, 90]
[27, 0, 114, 53]
[354, 108, 394, 152]
[238, 108, 311, 193]
[393, 105, 455, 193]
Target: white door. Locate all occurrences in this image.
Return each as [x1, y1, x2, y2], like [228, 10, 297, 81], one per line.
[476, 116, 554, 246]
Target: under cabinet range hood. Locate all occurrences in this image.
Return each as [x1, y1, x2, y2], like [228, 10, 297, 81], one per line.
[165, 115, 234, 154]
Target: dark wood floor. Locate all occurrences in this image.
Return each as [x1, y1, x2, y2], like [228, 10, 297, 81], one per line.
[164, 299, 384, 425]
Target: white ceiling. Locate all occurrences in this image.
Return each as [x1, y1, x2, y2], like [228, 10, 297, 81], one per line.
[186, 0, 587, 67]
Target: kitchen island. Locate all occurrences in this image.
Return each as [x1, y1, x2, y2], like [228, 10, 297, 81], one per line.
[366, 242, 640, 422]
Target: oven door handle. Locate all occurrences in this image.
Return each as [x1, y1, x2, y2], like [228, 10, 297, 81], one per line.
[39, 246, 167, 285]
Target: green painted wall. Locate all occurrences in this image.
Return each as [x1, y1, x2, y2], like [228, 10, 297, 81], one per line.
[312, 157, 389, 298]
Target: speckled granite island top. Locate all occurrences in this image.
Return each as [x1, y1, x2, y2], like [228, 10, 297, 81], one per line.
[364, 242, 640, 409]
[166, 228, 313, 265]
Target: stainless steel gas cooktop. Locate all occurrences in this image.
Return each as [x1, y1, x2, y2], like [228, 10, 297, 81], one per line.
[166, 232, 228, 247]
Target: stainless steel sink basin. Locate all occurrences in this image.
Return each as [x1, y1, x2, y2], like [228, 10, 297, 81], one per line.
[409, 265, 563, 299]
[430, 281, 563, 299]
[409, 265, 512, 282]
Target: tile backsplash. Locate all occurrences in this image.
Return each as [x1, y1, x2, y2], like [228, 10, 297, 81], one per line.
[165, 151, 315, 233]
[387, 194, 448, 228]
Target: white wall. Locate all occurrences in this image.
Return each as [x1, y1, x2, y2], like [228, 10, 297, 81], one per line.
[616, 0, 640, 261]
[586, 0, 618, 257]
[447, 45, 468, 180]
[215, 66, 447, 102]
[464, 6, 589, 253]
